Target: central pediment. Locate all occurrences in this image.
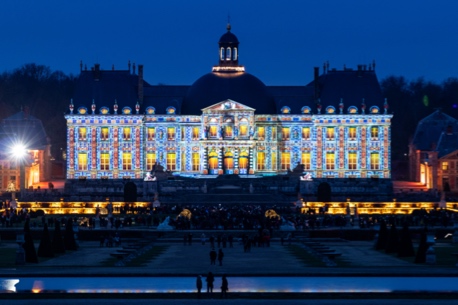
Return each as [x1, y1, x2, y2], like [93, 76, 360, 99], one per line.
[201, 99, 256, 113]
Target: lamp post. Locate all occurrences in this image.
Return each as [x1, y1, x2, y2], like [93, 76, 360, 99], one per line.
[11, 143, 27, 200]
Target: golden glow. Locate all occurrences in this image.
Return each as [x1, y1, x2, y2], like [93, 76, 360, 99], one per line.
[166, 153, 176, 171]
[348, 152, 357, 170]
[272, 127, 277, 140]
[100, 153, 110, 170]
[282, 127, 290, 140]
[146, 153, 156, 171]
[442, 162, 449, 171]
[78, 127, 87, 140]
[147, 127, 155, 141]
[212, 66, 245, 72]
[101, 127, 109, 141]
[239, 151, 248, 169]
[302, 127, 310, 140]
[326, 152, 335, 170]
[192, 127, 200, 139]
[167, 127, 175, 140]
[78, 153, 87, 170]
[272, 152, 277, 170]
[122, 152, 132, 170]
[239, 125, 248, 137]
[257, 127, 265, 139]
[281, 152, 290, 170]
[224, 152, 234, 169]
[257, 152, 266, 170]
[224, 125, 233, 138]
[122, 128, 131, 141]
[371, 126, 379, 138]
[370, 153, 380, 170]
[326, 127, 335, 140]
[301, 152, 311, 170]
[348, 127, 356, 140]
[192, 153, 200, 171]
[209, 125, 218, 137]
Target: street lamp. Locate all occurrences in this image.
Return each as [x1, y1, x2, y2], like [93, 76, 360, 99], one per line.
[10, 143, 27, 199]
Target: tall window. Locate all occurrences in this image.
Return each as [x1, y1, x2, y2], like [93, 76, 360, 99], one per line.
[239, 124, 248, 137]
[166, 153, 176, 171]
[371, 126, 379, 138]
[281, 152, 291, 170]
[101, 127, 109, 141]
[257, 152, 266, 170]
[192, 153, 200, 171]
[78, 127, 87, 141]
[272, 127, 277, 140]
[272, 152, 277, 170]
[78, 153, 87, 170]
[326, 127, 335, 140]
[302, 127, 310, 140]
[233, 47, 237, 60]
[208, 151, 218, 169]
[100, 153, 110, 170]
[442, 161, 449, 171]
[370, 153, 380, 170]
[239, 151, 248, 169]
[209, 125, 218, 138]
[146, 153, 157, 171]
[192, 127, 200, 139]
[122, 128, 131, 141]
[167, 127, 175, 140]
[226, 47, 231, 60]
[348, 127, 356, 140]
[147, 127, 155, 141]
[348, 152, 357, 170]
[326, 152, 335, 170]
[122, 152, 132, 170]
[301, 152, 311, 170]
[220, 47, 225, 60]
[224, 125, 233, 138]
[282, 127, 290, 140]
[257, 127, 265, 139]
[224, 151, 234, 169]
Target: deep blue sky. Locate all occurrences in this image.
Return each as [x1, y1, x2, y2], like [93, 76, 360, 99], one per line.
[1, 0, 457, 86]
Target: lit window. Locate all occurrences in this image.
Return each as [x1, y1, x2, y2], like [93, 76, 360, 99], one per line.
[79, 127, 87, 141]
[272, 152, 277, 170]
[224, 152, 234, 170]
[220, 47, 225, 60]
[281, 152, 291, 170]
[208, 151, 218, 169]
[226, 47, 231, 60]
[100, 153, 110, 170]
[122, 128, 131, 141]
[78, 153, 87, 170]
[326, 127, 335, 140]
[224, 125, 233, 138]
[348, 127, 356, 140]
[257, 152, 266, 170]
[192, 153, 200, 171]
[257, 127, 265, 139]
[239, 151, 249, 169]
[326, 152, 335, 170]
[166, 153, 176, 171]
[122, 152, 132, 170]
[282, 127, 290, 140]
[301, 152, 311, 170]
[209, 125, 218, 138]
[371, 126, 379, 138]
[233, 48, 237, 60]
[101, 127, 109, 141]
[147, 128, 155, 141]
[370, 153, 379, 170]
[239, 124, 248, 137]
[302, 127, 310, 140]
[192, 127, 200, 139]
[146, 153, 156, 171]
[167, 127, 176, 140]
[348, 152, 357, 170]
[442, 162, 449, 171]
[272, 127, 277, 140]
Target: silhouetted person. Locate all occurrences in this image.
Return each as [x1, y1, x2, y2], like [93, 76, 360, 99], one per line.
[206, 272, 214, 293]
[196, 275, 203, 298]
[218, 248, 224, 266]
[210, 248, 217, 265]
[221, 274, 229, 298]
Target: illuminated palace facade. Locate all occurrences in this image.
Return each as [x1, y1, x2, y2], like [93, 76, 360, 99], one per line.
[66, 25, 392, 180]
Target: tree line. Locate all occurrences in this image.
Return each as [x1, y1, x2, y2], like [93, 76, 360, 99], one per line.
[1, 64, 458, 165]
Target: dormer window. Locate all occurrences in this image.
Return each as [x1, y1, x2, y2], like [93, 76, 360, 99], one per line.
[233, 48, 237, 60]
[226, 48, 231, 60]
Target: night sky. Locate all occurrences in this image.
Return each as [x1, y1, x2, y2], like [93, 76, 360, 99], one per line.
[1, 0, 457, 85]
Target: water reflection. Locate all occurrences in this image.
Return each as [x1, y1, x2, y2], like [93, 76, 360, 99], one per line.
[1, 277, 457, 293]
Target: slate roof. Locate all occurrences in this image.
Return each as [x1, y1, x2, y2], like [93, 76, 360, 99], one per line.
[0, 111, 49, 151]
[411, 110, 458, 151]
[437, 131, 458, 158]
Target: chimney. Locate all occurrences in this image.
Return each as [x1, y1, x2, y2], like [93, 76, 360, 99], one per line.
[128, 60, 131, 73]
[80, 60, 83, 72]
[314, 67, 320, 102]
[138, 64, 144, 104]
[93, 64, 101, 80]
[133, 63, 136, 74]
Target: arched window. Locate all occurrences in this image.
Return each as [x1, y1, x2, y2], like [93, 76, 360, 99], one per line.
[220, 47, 225, 60]
[208, 150, 218, 170]
[226, 47, 231, 60]
[239, 150, 249, 169]
[233, 48, 238, 60]
[224, 151, 234, 170]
